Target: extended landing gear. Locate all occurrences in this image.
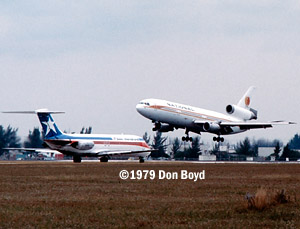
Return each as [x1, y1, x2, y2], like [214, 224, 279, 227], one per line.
[100, 156, 109, 162]
[73, 155, 82, 163]
[152, 121, 161, 131]
[213, 136, 224, 142]
[182, 129, 193, 142]
[182, 136, 193, 142]
[139, 157, 145, 163]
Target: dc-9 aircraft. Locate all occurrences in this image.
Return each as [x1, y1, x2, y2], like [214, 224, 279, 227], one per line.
[136, 86, 295, 142]
[3, 109, 152, 163]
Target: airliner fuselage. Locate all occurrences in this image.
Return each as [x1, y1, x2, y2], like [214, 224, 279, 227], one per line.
[45, 133, 150, 158]
[136, 99, 245, 138]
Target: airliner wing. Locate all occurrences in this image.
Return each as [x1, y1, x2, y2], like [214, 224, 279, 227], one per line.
[193, 120, 271, 130]
[219, 121, 295, 130]
[194, 120, 295, 130]
[219, 122, 272, 129]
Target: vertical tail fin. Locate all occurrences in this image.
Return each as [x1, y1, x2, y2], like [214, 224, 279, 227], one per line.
[36, 110, 64, 138]
[237, 86, 256, 109]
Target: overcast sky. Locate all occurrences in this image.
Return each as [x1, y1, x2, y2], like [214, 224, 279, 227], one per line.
[0, 1, 299, 145]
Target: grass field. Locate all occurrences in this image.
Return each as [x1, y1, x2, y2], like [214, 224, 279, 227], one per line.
[0, 161, 299, 228]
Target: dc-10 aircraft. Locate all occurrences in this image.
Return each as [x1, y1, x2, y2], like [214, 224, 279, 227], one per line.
[136, 87, 295, 142]
[3, 109, 152, 163]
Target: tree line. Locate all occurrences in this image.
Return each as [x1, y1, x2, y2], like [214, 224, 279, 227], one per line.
[144, 132, 202, 160]
[145, 132, 300, 161]
[0, 126, 43, 158]
[234, 135, 300, 161]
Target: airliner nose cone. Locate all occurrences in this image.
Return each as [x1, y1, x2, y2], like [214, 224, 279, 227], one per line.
[136, 103, 149, 118]
[136, 104, 143, 114]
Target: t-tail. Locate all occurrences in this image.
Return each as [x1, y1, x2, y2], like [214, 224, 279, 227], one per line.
[225, 86, 258, 121]
[2, 109, 65, 139]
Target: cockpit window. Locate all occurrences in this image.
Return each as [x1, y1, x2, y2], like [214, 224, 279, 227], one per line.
[140, 102, 150, 106]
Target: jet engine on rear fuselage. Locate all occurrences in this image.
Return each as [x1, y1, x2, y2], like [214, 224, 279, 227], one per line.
[226, 104, 257, 121]
[71, 141, 94, 150]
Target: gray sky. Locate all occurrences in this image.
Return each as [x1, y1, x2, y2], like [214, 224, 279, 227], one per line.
[0, 1, 299, 144]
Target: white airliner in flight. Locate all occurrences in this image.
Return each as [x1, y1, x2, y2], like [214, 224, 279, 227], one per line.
[4, 109, 152, 163]
[136, 87, 295, 142]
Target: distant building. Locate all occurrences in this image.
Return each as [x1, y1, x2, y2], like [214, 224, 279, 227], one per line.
[201, 144, 210, 155]
[199, 155, 216, 161]
[219, 145, 228, 152]
[258, 147, 274, 158]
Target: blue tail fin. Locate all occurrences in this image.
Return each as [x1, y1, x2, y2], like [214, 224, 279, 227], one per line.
[37, 112, 63, 138]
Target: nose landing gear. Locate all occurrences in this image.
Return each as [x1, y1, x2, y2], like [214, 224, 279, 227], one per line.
[152, 121, 161, 131]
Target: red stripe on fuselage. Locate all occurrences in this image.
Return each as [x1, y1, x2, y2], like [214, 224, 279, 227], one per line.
[149, 105, 233, 122]
[45, 139, 150, 149]
[93, 141, 150, 148]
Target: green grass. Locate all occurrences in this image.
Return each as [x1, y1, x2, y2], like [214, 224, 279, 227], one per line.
[0, 162, 299, 228]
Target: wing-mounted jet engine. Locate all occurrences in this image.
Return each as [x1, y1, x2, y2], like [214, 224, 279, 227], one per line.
[203, 122, 221, 132]
[203, 122, 224, 142]
[158, 124, 174, 132]
[152, 121, 174, 132]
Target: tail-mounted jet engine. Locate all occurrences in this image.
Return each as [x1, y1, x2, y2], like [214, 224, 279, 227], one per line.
[71, 141, 94, 150]
[226, 105, 257, 121]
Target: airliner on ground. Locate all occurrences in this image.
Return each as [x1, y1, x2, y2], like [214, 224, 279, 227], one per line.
[136, 87, 295, 142]
[4, 109, 152, 163]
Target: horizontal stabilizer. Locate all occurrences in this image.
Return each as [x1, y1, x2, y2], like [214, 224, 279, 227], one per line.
[270, 121, 297, 125]
[219, 120, 296, 130]
[2, 109, 65, 114]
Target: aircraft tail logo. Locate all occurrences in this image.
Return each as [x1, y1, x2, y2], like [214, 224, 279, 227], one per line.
[238, 86, 256, 109]
[245, 96, 251, 107]
[37, 112, 63, 138]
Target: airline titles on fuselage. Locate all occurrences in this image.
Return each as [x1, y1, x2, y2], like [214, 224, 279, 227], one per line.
[166, 102, 195, 112]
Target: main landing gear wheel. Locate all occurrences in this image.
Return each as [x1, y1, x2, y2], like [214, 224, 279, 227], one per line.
[73, 156, 82, 163]
[100, 156, 109, 162]
[139, 157, 145, 163]
[213, 136, 224, 142]
[182, 136, 193, 142]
